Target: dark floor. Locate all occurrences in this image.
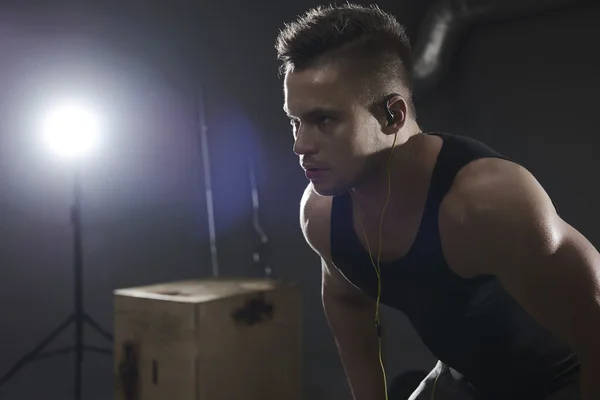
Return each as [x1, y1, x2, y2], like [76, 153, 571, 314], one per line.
[0, 305, 434, 400]
[0, 355, 113, 400]
[0, 350, 349, 400]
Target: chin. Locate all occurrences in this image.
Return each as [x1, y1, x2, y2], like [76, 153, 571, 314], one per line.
[310, 180, 351, 197]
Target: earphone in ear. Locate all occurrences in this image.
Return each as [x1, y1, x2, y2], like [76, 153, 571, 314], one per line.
[385, 107, 395, 127]
[384, 93, 403, 127]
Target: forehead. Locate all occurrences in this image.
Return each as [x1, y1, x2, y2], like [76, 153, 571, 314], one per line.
[283, 64, 361, 116]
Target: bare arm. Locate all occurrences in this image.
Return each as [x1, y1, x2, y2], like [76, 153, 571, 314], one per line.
[321, 259, 387, 400]
[442, 160, 600, 400]
[300, 185, 386, 400]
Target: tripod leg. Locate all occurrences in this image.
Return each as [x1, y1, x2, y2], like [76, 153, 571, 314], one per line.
[0, 314, 74, 388]
[75, 312, 82, 400]
[83, 314, 113, 342]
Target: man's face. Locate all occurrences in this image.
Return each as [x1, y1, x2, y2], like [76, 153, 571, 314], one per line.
[284, 64, 383, 196]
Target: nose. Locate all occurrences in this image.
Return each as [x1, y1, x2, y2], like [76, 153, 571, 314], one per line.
[293, 129, 318, 156]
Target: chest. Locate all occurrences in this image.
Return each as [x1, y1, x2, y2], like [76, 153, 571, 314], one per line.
[350, 202, 424, 264]
[349, 198, 477, 280]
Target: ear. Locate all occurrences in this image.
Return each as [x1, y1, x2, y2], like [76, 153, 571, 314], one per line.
[382, 94, 407, 134]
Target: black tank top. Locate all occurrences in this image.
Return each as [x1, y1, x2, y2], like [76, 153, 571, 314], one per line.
[330, 133, 580, 399]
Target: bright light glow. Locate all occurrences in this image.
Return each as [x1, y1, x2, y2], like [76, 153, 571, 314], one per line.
[41, 101, 101, 160]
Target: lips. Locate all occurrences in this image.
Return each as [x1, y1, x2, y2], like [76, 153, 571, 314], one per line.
[301, 161, 329, 180]
[304, 168, 328, 180]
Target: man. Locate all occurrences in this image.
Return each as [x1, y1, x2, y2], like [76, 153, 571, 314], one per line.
[275, 4, 600, 400]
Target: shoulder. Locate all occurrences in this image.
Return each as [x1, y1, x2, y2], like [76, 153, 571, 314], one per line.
[439, 158, 560, 276]
[300, 184, 334, 261]
[443, 157, 556, 223]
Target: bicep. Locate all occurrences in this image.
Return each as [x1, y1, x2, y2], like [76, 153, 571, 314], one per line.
[452, 168, 600, 359]
[495, 222, 600, 360]
[322, 258, 370, 304]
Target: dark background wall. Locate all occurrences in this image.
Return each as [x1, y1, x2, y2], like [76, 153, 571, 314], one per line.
[0, 1, 599, 399]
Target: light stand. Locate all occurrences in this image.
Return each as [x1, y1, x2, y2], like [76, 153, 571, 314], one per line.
[0, 170, 112, 399]
[0, 103, 112, 400]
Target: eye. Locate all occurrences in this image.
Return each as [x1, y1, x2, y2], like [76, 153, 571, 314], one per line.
[315, 115, 332, 125]
[289, 119, 300, 130]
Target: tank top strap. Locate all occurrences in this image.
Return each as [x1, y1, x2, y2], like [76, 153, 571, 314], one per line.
[412, 133, 512, 259]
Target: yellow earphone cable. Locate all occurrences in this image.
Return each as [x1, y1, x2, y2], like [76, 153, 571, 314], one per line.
[357, 130, 397, 400]
[358, 130, 439, 400]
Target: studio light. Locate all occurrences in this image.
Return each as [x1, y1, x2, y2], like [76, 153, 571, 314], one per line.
[0, 99, 112, 400]
[40, 101, 101, 160]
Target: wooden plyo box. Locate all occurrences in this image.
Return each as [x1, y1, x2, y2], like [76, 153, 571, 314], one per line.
[113, 278, 302, 400]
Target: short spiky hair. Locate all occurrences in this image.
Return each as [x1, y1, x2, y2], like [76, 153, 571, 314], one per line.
[275, 3, 415, 115]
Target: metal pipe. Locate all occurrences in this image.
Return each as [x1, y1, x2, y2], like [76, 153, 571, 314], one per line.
[248, 159, 272, 278]
[411, 0, 594, 96]
[197, 89, 219, 277]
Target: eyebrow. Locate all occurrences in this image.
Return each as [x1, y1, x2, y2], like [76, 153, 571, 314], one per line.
[284, 107, 343, 119]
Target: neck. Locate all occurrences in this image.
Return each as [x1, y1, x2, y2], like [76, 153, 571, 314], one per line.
[350, 129, 424, 217]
